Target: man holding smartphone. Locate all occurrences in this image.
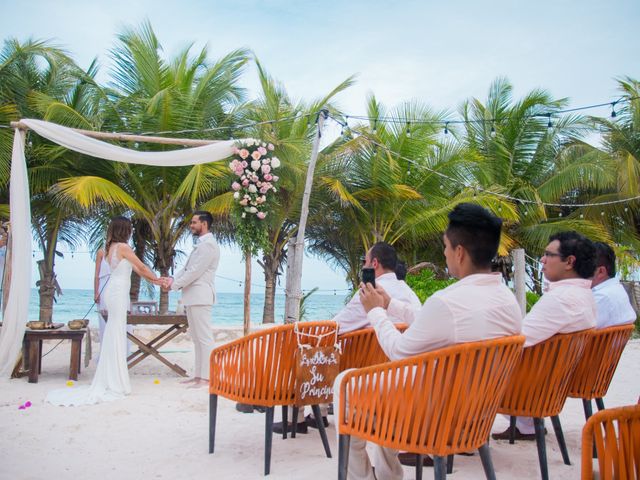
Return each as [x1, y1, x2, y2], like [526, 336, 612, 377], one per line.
[272, 241, 421, 435]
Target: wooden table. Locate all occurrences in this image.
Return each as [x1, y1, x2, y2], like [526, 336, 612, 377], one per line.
[22, 327, 86, 383]
[126, 314, 189, 376]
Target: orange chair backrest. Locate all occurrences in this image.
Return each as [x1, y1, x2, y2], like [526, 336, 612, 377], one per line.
[570, 324, 634, 400]
[338, 335, 525, 456]
[338, 324, 408, 371]
[209, 321, 338, 405]
[499, 329, 593, 418]
[582, 404, 640, 479]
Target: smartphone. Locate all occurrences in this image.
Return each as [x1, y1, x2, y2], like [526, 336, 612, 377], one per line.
[361, 267, 376, 288]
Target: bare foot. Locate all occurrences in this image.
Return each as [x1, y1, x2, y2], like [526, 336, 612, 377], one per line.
[179, 378, 199, 385]
[187, 379, 209, 389]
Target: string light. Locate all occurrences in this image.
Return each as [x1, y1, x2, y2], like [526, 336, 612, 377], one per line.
[444, 122, 449, 135]
[406, 121, 411, 137]
[490, 123, 496, 137]
[611, 102, 617, 118]
[373, 119, 377, 135]
[547, 114, 553, 130]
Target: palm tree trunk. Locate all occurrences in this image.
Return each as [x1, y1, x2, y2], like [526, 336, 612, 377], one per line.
[129, 222, 147, 303]
[158, 265, 170, 314]
[243, 249, 251, 335]
[38, 224, 60, 324]
[262, 253, 278, 324]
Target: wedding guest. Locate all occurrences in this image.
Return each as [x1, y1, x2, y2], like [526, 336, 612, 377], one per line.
[271, 242, 421, 432]
[591, 241, 637, 328]
[335, 203, 522, 480]
[493, 231, 596, 441]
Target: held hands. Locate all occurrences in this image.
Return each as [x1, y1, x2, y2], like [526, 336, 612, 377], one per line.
[156, 276, 173, 290]
[359, 283, 391, 313]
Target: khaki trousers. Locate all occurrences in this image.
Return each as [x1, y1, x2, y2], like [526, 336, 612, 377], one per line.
[186, 305, 213, 380]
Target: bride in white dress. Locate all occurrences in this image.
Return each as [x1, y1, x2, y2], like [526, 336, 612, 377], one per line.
[46, 216, 164, 406]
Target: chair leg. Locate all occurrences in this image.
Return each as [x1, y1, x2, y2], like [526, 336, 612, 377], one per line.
[415, 455, 423, 480]
[478, 443, 497, 480]
[582, 399, 593, 421]
[291, 406, 299, 439]
[595, 398, 605, 411]
[265, 407, 274, 475]
[509, 416, 517, 444]
[550, 415, 571, 465]
[209, 394, 218, 454]
[447, 454, 454, 474]
[282, 405, 288, 439]
[434, 456, 447, 480]
[533, 417, 549, 480]
[311, 404, 332, 458]
[338, 434, 350, 480]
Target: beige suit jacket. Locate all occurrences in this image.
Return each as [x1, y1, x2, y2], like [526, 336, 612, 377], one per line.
[171, 233, 220, 306]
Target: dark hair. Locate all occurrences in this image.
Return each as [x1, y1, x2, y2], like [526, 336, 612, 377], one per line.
[593, 241, 616, 278]
[445, 203, 503, 269]
[548, 231, 596, 279]
[395, 261, 407, 280]
[105, 216, 132, 255]
[194, 210, 214, 230]
[369, 242, 397, 271]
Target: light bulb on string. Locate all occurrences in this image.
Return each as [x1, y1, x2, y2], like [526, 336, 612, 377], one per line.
[406, 122, 411, 137]
[580, 214, 584, 219]
[611, 102, 617, 118]
[444, 122, 449, 135]
[490, 122, 496, 138]
[624, 207, 629, 212]
[373, 120, 378, 135]
[547, 114, 553, 130]
[559, 212, 563, 217]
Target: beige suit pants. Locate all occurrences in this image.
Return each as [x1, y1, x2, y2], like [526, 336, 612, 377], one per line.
[186, 305, 213, 380]
[333, 370, 404, 480]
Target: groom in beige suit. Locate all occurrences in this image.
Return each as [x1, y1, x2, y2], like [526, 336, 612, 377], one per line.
[166, 211, 220, 387]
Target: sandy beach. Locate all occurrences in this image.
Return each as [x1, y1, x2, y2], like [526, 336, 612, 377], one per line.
[1, 330, 638, 480]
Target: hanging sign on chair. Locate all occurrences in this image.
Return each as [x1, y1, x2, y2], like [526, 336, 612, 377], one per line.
[294, 345, 340, 406]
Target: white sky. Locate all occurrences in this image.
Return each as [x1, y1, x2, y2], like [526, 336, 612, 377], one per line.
[2, 0, 639, 292]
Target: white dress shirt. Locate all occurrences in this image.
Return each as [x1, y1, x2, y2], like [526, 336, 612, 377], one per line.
[333, 272, 421, 334]
[522, 278, 596, 347]
[367, 273, 522, 361]
[592, 277, 637, 328]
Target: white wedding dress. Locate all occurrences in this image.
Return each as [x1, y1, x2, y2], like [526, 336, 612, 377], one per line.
[46, 244, 132, 406]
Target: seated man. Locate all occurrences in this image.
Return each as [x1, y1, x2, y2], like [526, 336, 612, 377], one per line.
[493, 230, 597, 441]
[335, 203, 522, 480]
[273, 241, 421, 434]
[591, 241, 637, 328]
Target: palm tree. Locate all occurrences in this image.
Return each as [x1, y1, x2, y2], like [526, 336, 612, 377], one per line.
[51, 22, 250, 313]
[0, 38, 104, 322]
[460, 78, 613, 290]
[203, 59, 355, 323]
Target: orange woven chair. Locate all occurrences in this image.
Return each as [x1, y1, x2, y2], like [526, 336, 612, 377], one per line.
[209, 321, 338, 475]
[337, 335, 525, 480]
[497, 329, 593, 480]
[581, 404, 640, 479]
[337, 323, 408, 372]
[569, 324, 634, 420]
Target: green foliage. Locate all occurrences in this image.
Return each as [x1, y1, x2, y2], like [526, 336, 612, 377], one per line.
[615, 245, 640, 281]
[299, 287, 319, 321]
[526, 291, 541, 312]
[405, 269, 456, 303]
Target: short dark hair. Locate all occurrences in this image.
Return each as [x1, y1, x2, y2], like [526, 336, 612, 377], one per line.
[369, 242, 397, 271]
[194, 210, 214, 230]
[593, 241, 616, 278]
[395, 261, 407, 280]
[445, 203, 503, 269]
[548, 231, 596, 279]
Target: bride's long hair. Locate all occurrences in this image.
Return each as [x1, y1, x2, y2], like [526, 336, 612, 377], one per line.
[105, 216, 132, 256]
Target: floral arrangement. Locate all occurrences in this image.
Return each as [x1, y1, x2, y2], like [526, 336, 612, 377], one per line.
[229, 140, 280, 254]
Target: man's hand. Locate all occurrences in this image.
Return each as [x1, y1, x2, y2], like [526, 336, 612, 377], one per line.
[376, 285, 391, 309]
[161, 277, 173, 290]
[359, 282, 386, 313]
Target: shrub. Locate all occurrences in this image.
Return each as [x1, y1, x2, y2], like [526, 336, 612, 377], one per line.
[405, 269, 456, 303]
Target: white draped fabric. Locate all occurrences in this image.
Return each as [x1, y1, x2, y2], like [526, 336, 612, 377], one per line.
[0, 119, 238, 377]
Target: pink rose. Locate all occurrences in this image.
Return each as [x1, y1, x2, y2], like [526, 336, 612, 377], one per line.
[264, 174, 273, 181]
[242, 179, 249, 187]
[232, 146, 239, 155]
[234, 167, 244, 176]
[251, 160, 261, 171]
[259, 186, 269, 194]
[257, 212, 267, 220]
[258, 146, 267, 155]
[239, 149, 250, 159]
[262, 158, 270, 164]
[231, 182, 241, 191]
[251, 150, 261, 161]
[261, 164, 271, 174]
[241, 161, 248, 168]
[268, 143, 274, 151]
[239, 199, 248, 206]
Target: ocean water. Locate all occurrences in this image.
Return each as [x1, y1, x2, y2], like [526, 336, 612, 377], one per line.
[21, 288, 349, 327]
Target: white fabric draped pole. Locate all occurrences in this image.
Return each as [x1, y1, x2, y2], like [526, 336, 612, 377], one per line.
[0, 119, 239, 378]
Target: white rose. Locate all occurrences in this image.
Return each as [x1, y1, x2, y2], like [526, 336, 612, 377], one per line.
[249, 207, 258, 213]
[251, 160, 261, 171]
[241, 213, 246, 218]
[271, 157, 281, 168]
[233, 192, 240, 199]
[248, 184, 257, 193]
